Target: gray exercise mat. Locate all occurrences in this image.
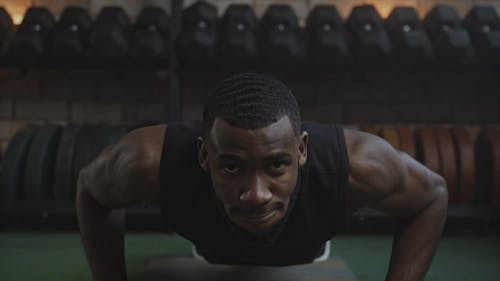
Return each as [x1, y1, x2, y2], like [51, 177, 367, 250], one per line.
[136, 256, 359, 281]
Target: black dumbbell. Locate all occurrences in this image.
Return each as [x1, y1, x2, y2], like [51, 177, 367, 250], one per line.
[8, 7, 55, 65]
[219, 4, 258, 66]
[129, 6, 170, 66]
[424, 5, 475, 65]
[0, 7, 13, 47]
[386, 7, 433, 65]
[50, 6, 92, 64]
[88, 6, 131, 62]
[347, 5, 392, 67]
[464, 6, 500, 67]
[260, 4, 304, 67]
[177, 1, 218, 67]
[306, 5, 350, 68]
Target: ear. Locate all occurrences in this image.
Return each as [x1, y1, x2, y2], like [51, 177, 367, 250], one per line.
[298, 131, 308, 166]
[197, 136, 209, 172]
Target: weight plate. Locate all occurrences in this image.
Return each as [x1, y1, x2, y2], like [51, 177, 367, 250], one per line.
[70, 124, 128, 201]
[379, 127, 400, 150]
[435, 128, 458, 204]
[23, 125, 62, 201]
[360, 126, 377, 135]
[0, 125, 38, 201]
[415, 128, 440, 174]
[450, 127, 476, 205]
[53, 124, 81, 201]
[397, 127, 416, 159]
[475, 127, 500, 206]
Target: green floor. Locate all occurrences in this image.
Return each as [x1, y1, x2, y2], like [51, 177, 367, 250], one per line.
[0, 233, 499, 281]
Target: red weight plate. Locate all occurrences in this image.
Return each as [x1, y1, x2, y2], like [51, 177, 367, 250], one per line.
[397, 127, 416, 159]
[379, 128, 400, 150]
[415, 128, 440, 174]
[450, 128, 476, 205]
[360, 126, 377, 135]
[435, 128, 458, 204]
[475, 128, 500, 205]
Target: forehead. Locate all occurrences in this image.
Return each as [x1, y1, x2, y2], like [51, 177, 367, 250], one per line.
[207, 117, 297, 153]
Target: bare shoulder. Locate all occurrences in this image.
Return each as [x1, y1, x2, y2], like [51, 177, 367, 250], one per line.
[77, 124, 167, 208]
[123, 124, 167, 165]
[343, 129, 446, 217]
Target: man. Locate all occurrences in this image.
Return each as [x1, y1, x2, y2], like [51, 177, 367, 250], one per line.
[77, 73, 448, 281]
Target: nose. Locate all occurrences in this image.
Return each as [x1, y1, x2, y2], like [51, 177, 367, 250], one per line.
[239, 173, 272, 205]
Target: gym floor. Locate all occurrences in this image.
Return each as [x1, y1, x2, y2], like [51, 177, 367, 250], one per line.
[0, 233, 498, 281]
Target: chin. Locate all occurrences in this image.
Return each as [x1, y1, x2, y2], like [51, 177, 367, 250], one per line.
[235, 220, 275, 235]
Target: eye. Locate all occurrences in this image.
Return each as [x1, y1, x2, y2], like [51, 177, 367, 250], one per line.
[222, 164, 241, 175]
[268, 161, 289, 173]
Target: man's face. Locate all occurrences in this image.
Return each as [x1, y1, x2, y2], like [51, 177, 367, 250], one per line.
[198, 116, 308, 235]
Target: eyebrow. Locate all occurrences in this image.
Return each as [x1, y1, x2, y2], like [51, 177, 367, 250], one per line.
[264, 153, 293, 161]
[217, 152, 292, 162]
[217, 154, 244, 162]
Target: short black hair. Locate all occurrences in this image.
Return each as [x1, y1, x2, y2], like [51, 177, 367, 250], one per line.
[202, 73, 301, 137]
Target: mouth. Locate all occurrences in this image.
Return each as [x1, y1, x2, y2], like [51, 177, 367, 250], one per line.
[233, 209, 279, 230]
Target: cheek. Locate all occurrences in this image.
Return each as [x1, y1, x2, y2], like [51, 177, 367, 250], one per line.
[271, 168, 299, 198]
[208, 169, 240, 203]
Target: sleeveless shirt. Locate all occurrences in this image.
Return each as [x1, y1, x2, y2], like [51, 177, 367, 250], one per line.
[159, 121, 349, 266]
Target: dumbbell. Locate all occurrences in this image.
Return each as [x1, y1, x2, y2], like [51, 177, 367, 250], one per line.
[8, 7, 55, 65]
[347, 5, 392, 68]
[219, 4, 258, 67]
[423, 5, 475, 66]
[463, 6, 500, 67]
[129, 6, 170, 66]
[260, 4, 304, 67]
[0, 7, 13, 48]
[50, 6, 92, 64]
[306, 5, 350, 68]
[88, 6, 131, 62]
[386, 7, 433, 66]
[177, 1, 218, 67]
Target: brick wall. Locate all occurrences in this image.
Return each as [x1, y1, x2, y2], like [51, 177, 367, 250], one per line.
[180, 71, 500, 125]
[0, 69, 170, 147]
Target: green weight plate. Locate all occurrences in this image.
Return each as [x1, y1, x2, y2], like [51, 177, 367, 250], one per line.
[53, 124, 81, 201]
[23, 125, 63, 201]
[70, 124, 126, 201]
[70, 124, 100, 201]
[0, 125, 38, 201]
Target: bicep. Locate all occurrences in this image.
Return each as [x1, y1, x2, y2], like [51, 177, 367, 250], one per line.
[77, 129, 162, 209]
[346, 130, 446, 217]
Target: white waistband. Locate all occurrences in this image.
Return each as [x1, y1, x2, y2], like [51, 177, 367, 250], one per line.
[192, 240, 331, 264]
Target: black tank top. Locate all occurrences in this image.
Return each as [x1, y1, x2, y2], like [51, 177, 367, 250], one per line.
[159, 121, 349, 266]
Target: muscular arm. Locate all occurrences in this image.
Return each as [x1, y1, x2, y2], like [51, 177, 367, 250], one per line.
[345, 130, 448, 281]
[76, 125, 165, 281]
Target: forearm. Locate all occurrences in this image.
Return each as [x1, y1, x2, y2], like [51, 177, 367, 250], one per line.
[77, 187, 127, 281]
[385, 187, 448, 281]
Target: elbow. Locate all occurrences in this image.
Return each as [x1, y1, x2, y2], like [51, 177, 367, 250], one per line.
[431, 174, 448, 213]
[76, 167, 91, 201]
[76, 168, 92, 211]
